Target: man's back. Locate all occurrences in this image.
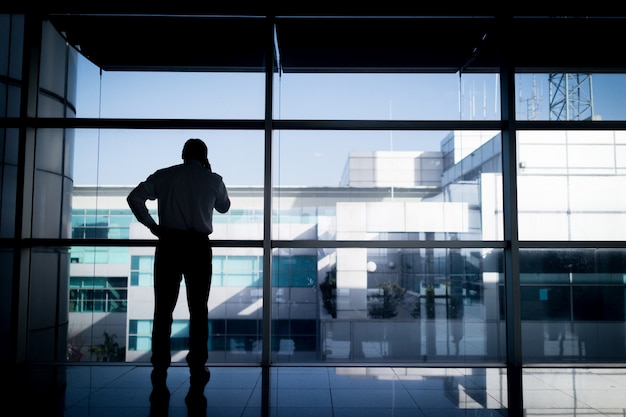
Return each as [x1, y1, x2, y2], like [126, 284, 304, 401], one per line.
[148, 162, 230, 233]
[127, 158, 230, 236]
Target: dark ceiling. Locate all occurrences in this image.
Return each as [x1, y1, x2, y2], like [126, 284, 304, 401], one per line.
[26, 7, 626, 73]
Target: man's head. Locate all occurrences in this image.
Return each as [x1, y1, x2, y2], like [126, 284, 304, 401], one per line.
[182, 138, 208, 166]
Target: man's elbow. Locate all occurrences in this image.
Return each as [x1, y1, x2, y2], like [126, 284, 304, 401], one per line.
[216, 202, 231, 213]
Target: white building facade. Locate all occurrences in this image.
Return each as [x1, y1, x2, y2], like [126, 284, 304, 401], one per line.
[68, 130, 626, 364]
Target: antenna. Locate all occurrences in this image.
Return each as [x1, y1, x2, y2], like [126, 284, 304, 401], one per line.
[519, 74, 542, 120]
[389, 99, 393, 151]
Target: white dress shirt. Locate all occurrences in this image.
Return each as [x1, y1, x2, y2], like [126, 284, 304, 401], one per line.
[127, 160, 230, 235]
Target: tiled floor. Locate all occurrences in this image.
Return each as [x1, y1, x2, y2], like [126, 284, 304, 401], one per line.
[12, 364, 626, 416]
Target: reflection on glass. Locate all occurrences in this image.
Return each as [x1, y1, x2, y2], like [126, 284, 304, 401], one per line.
[517, 130, 626, 240]
[515, 73, 626, 121]
[69, 245, 265, 364]
[518, 249, 626, 362]
[70, 184, 267, 362]
[69, 277, 128, 313]
[271, 250, 318, 362]
[273, 130, 502, 240]
[68, 241, 504, 363]
[272, 248, 505, 363]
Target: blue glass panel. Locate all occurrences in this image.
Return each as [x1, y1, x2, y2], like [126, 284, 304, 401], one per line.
[172, 321, 190, 337]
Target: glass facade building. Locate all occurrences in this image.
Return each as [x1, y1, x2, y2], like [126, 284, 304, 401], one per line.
[2, 9, 626, 416]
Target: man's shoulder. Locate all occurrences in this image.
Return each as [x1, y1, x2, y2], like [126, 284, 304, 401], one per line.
[153, 163, 185, 175]
[209, 172, 223, 181]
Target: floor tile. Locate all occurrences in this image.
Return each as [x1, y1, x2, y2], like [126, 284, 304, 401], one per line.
[331, 387, 417, 408]
[12, 364, 626, 416]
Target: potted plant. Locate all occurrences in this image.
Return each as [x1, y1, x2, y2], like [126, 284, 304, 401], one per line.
[368, 281, 406, 318]
[320, 269, 337, 318]
[89, 331, 121, 361]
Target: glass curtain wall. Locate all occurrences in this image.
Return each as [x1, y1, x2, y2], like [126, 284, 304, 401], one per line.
[5, 13, 626, 369]
[1, 15, 76, 364]
[514, 73, 626, 363]
[271, 70, 507, 363]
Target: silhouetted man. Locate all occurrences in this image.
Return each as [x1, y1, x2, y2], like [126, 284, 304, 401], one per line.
[127, 138, 230, 397]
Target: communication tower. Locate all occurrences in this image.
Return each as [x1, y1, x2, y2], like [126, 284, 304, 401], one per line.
[548, 73, 595, 120]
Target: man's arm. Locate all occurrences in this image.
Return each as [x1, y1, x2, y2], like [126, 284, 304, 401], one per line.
[214, 176, 231, 214]
[127, 181, 159, 233]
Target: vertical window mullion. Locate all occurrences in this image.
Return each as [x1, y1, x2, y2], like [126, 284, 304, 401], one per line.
[261, 16, 275, 367]
[498, 18, 524, 417]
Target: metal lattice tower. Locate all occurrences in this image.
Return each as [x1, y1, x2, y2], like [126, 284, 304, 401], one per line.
[548, 73, 595, 121]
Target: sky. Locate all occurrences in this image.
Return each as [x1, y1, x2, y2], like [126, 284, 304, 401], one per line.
[73, 55, 626, 187]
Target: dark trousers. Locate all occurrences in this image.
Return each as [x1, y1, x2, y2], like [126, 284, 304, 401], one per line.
[151, 230, 212, 372]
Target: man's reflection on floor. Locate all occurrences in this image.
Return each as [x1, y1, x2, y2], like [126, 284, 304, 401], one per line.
[149, 389, 170, 417]
[185, 389, 208, 417]
[149, 389, 207, 417]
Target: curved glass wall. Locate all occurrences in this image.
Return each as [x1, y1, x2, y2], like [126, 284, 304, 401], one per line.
[1, 16, 76, 363]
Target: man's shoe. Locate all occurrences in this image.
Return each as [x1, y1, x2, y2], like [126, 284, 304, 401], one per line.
[189, 367, 211, 389]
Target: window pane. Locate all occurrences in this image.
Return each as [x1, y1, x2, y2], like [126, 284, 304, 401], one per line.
[276, 73, 500, 121]
[273, 247, 504, 363]
[517, 130, 626, 240]
[519, 249, 626, 362]
[35, 128, 65, 174]
[77, 56, 265, 119]
[70, 245, 266, 363]
[515, 73, 626, 121]
[32, 170, 63, 238]
[73, 129, 265, 241]
[274, 130, 502, 241]
[72, 129, 264, 188]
